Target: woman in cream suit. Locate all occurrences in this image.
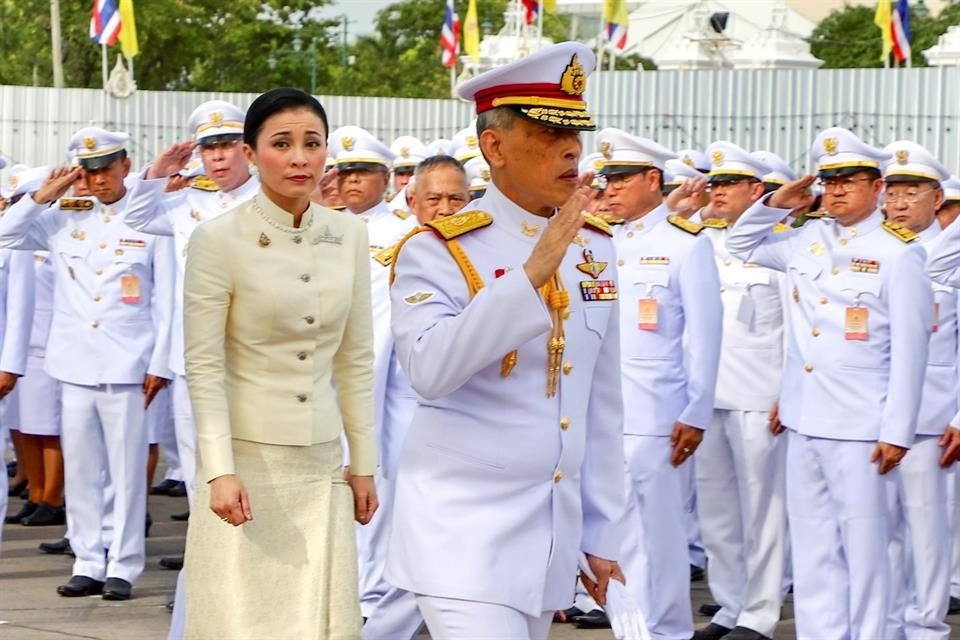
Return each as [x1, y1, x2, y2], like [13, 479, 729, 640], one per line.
[181, 88, 378, 640]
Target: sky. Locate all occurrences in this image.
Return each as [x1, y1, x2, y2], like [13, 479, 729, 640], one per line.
[317, 0, 394, 38]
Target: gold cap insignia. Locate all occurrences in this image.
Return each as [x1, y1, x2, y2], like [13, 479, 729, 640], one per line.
[683, 155, 694, 168]
[593, 159, 605, 172]
[824, 137, 838, 156]
[712, 150, 724, 166]
[400, 146, 409, 157]
[84, 137, 97, 150]
[560, 54, 587, 96]
[9, 177, 17, 188]
[466, 135, 478, 148]
[342, 136, 355, 151]
[600, 141, 612, 160]
[896, 149, 909, 165]
[481, 168, 490, 181]
[210, 111, 223, 124]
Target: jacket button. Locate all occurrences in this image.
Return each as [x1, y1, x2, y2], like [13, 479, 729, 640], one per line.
[293, 236, 303, 244]
[296, 394, 307, 402]
[831, 267, 840, 275]
[304, 316, 315, 324]
[812, 328, 820, 337]
[300, 274, 311, 282]
[297, 351, 307, 361]
[91, 320, 100, 328]
[96, 269, 103, 276]
[562, 362, 573, 375]
[93, 295, 101, 302]
[820, 296, 828, 304]
[804, 364, 813, 373]
[560, 417, 570, 431]
[553, 470, 563, 483]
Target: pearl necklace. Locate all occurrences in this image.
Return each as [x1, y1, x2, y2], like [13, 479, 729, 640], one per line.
[252, 198, 313, 235]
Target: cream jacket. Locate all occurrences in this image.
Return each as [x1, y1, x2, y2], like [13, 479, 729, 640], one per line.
[184, 191, 376, 482]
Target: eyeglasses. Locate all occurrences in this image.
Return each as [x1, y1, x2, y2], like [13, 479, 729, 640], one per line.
[817, 177, 876, 194]
[706, 178, 754, 192]
[603, 172, 641, 188]
[884, 188, 937, 205]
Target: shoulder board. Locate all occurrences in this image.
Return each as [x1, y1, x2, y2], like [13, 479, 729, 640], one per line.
[668, 214, 704, 235]
[393, 209, 411, 220]
[790, 212, 829, 229]
[389, 227, 432, 285]
[882, 220, 919, 243]
[599, 213, 625, 226]
[772, 222, 789, 233]
[424, 210, 493, 240]
[582, 214, 613, 237]
[372, 244, 398, 267]
[190, 177, 219, 192]
[701, 217, 729, 229]
[59, 198, 94, 211]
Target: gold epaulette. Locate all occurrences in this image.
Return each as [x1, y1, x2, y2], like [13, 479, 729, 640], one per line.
[701, 217, 729, 229]
[372, 244, 398, 267]
[582, 213, 613, 236]
[668, 214, 704, 235]
[393, 209, 411, 220]
[882, 220, 919, 243]
[599, 213, 625, 226]
[190, 176, 219, 192]
[773, 222, 790, 233]
[424, 210, 492, 240]
[59, 198, 94, 211]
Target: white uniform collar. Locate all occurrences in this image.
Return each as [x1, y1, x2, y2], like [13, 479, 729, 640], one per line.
[354, 199, 391, 223]
[918, 222, 940, 243]
[833, 209, 883, 241]
[480, 181, 553, 241]
[226, 175, 259, 200]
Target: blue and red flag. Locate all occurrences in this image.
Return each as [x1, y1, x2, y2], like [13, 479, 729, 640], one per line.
[90, 0, 122, 46]
[441, 0, 459, 68]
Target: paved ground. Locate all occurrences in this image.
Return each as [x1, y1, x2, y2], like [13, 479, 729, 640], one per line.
[1, 490, 958, 639]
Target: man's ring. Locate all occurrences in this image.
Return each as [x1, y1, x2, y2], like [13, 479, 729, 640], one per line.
[220, 516, 230, 523]
[683, 447, 691, 453]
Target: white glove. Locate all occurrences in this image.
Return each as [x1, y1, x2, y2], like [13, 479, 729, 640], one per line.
[578, 553, 651, 640]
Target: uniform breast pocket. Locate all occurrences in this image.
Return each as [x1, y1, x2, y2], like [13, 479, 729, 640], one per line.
[834, 274, 885, 371]
[582, 304, 610, 340]
[116, 248, 150, 269]
[787, 256, 823, 282]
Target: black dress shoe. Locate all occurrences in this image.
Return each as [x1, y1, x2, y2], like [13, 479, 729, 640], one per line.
[573, 609, 611, 629]
[166, 481, 187, 497]
[170, 510, 189, 522]
[102, 577, 132, 601]
[693, 623, 733, 640]
[6, 460, 16, 478]
[5, 500, 38, 524]
[22, 502, 66, 526]
[7, 479, 26, 497]
[150, 478, 181, 496]
[145, 512, 152, 538]
[691, 564, 705, 582]
[949, 596, 960, 614]
[554, 606, 585, 623]
[39, 537, 72, 555]
[57, 575, 104, 597]
[166, 599, 175, 612]
[726, 627, 771, 640]
[159, 555, 184, 570]
[699, 603, 722, 617]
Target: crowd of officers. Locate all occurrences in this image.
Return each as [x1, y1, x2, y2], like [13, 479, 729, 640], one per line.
[1, 82, 960, 640]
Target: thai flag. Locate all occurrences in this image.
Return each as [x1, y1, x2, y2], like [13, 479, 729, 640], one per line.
[90, 0, 122, 46]
[522, 0, 539, 25]
[441, 0, 459, 68]
[606, 22, 628, 51]
[891, 0, 911, 63]
[604, 0, 629, 51]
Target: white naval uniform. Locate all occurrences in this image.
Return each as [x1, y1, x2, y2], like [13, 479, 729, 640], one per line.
[124, 175, 258, 640]
[0, 183, 174, 584]
[610, 207, 722, 640]
[727, 202, 932, 640]
[354, 199, 418, 619]
[15, 251, 60, 437]
[695, 219, 788, 638]
[0, 248, 35, 554]
[387, 183, 626, 636]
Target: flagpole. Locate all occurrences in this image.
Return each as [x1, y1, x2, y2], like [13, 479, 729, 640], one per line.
[101, 43, 108, 91]
[537, 2, 544, 49]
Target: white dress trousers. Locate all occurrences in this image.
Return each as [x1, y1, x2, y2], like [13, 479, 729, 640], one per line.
[416, 596, 553, 640]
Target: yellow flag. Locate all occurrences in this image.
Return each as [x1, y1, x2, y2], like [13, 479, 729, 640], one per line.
[603, 0, 628, 25]
[464, 0, 480, 64]
[543, 0, 557, 10]
[874, 0, 892, 62]
[118, 0, 139, 58]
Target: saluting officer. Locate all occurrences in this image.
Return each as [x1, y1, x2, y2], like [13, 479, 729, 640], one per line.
[692, 142, 788, 640]
[879, 140, 958, 640]
[726, 127, 932, 639]
[0, 128, 176, 601]
[595, 128, 722, 639]
[387, 42, 626, 638]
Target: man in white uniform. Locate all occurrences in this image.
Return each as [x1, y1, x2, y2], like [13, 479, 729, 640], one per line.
[387, 42, 626, 639]
[726, 127, 932, 639]
[0, 129, 176, 601]
[692, 142, 787, 640]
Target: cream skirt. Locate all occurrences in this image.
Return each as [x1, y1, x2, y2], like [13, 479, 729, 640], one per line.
[184, 439, 361, 640]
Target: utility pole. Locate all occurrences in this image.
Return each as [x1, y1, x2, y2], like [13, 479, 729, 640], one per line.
[50, 0, 64, 88]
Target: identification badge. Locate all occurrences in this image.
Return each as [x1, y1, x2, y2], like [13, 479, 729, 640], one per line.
[121, 275, 141, 304]
[845, 306, 868, 341]
[638, 298, 658, 331]
[933, 302, 940, 333]
[736, 294, 755, 326]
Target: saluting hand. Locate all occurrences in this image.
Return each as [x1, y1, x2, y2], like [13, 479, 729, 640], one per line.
[769, 175, 817, 211]
[939, 426, 960, 468]
[32, 166, 82, 205]
[665, 176, 707, 218]
[523, 173, 592, 289]
[670, 421, 703, 467]
[146, 141, 197, 180]
[871, 441, 908, 475]
[318, 168, 339, 193]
